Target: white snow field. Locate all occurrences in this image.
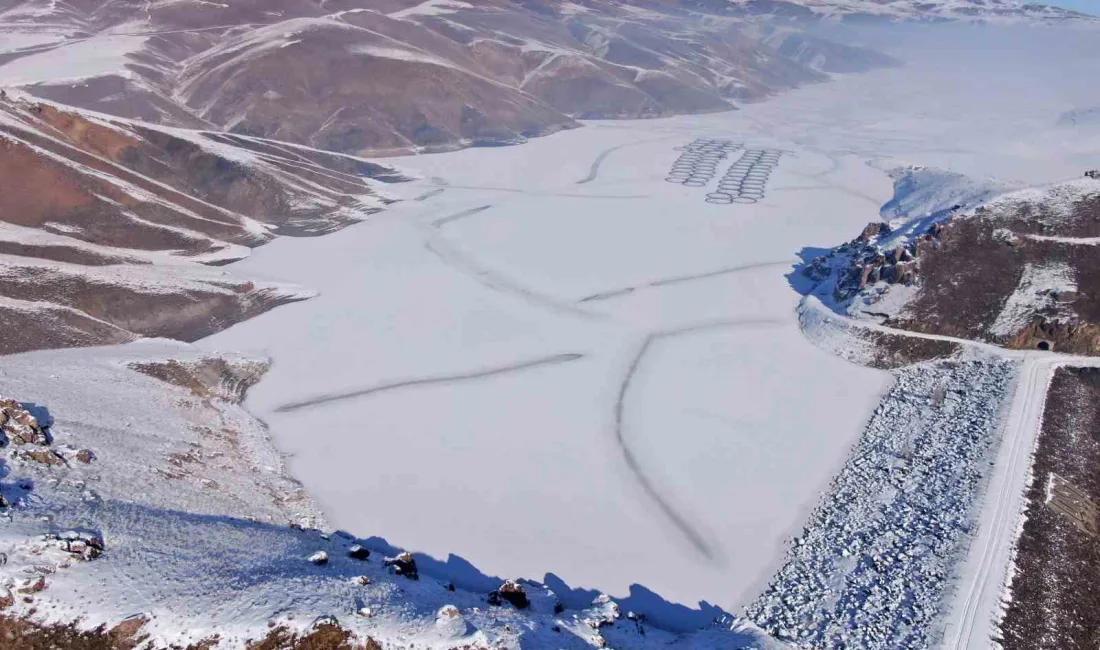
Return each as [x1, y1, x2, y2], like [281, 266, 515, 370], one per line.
[196, 31, 1100, 637]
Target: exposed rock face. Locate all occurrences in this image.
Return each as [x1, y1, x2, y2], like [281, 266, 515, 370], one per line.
[0, 397, 50, 446]
[383, 552, 419, 580]
[496, 580, 530, 609]
[54, 531, 106, 561]
[802, 217, 948, 304]
[804, 179, 1100, 356]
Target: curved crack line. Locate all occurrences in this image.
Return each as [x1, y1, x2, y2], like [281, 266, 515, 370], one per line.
[579, 260, 796, 303]
[614, 319, 784, 562]
[275, 353, 585, 413]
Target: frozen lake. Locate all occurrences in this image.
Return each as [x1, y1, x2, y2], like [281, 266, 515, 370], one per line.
[200, 38, 1100, 617]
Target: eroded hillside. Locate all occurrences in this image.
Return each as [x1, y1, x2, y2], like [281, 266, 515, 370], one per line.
[0, 93, 404, 354]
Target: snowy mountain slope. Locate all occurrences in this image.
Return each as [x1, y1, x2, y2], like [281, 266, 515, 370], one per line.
[667, 0, 1100, 25]
[0, 92, 403, 355]
[0, 0, 897, 154]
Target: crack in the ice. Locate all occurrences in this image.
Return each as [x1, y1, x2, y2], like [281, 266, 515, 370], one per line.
[275, 353, 586, 413]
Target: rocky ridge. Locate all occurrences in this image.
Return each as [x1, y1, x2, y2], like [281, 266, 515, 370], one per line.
[799, 171, 1100, 356]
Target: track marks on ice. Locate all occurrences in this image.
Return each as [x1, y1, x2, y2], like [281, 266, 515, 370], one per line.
[615, 319, 781, 562]
[579, 260, 796, 303]
[576, 136, 681, 185]
[276, 353, 585, 413]
[432, 205, 492, 227]
[423, 233, 598, 321]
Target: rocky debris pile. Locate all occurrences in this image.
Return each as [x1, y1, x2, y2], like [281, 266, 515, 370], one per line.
[746, 359, 1014, 648]
[383, 552, 418, 581]
[0, 398, 50, 446]
[488, 580, 529, 609]
[50, 530, 105, 561]
[12, 448, 66, 467]
[803, 217, 952, 305]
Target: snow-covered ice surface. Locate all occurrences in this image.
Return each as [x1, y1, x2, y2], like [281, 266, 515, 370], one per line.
[202, 124, 895, 619]
[197, 33, 1100, 638]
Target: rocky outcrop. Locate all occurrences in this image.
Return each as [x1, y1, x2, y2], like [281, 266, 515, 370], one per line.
[803, 178, 1100, 356]
[803, 217, 951, 305]
[490, 580, 530, 609]
[0, 398, 50, 446]
[53, 531, 106, 561]
[383, 552, 419, 581]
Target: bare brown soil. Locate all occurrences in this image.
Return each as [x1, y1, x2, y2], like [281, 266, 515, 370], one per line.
[129, 357, 267, 403]
[0, 95, 399, 356]
[863, 329, 960, 369]
[886, 193, 1100, 355]
[998, 367, 1100, 649]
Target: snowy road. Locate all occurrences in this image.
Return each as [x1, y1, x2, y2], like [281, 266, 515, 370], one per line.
[800, 296, 1100, 648]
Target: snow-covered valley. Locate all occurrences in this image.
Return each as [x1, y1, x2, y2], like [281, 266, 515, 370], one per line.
[4, 19, 1100, 649]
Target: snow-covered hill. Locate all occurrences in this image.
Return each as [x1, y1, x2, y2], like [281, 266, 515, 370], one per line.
[679, 0, 1099, 26]
[0, 0, 898, 156]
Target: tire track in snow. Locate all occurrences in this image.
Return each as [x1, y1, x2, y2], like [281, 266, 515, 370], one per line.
[414, 188, 445, 202]
[615, 319, 782, 562]
[432, 204, 492, 227]
[424, 231, 599, 321]
[275, 353, 585, 413]
[575, 136, 679, 185]
[947, 356, 1052, 650]
[425, 182, 648, 200]
[579, 260, 796, 303]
